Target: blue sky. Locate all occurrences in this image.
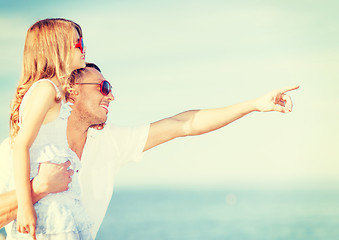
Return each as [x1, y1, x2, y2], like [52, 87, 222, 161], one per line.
[0, 0, 338, 189]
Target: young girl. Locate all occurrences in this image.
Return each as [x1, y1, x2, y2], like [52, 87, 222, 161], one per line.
[9, 18, 93, 239]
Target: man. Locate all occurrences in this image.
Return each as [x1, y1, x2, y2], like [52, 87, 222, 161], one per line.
[0, 63, 299, 238]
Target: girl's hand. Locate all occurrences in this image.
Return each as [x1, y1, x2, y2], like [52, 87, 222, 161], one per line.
[253, 85, 299, 113]
[17, 204, 37, 240]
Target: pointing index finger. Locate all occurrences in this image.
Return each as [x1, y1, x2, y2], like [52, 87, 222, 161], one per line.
[280, 85, 300, 94]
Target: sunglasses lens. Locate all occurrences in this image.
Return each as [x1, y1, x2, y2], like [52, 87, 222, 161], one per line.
[75, 38, 84, 53]
[80, 38, 84, 53]
[101, 81, 111, 96]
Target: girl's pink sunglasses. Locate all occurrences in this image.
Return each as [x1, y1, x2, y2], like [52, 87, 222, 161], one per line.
[74, 37, 84, 53]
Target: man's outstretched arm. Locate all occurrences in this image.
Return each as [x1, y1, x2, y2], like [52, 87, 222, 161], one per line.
[0, 161, 73, 228]
[144, 85, 299, 151]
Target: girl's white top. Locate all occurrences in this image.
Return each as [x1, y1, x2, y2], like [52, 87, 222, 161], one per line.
[11, 79, 92, 238]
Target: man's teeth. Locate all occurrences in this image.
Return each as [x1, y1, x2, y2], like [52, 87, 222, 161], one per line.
[101, 105, 108, 111]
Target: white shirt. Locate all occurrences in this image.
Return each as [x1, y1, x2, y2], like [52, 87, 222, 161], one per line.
[0, 123, 150, 239]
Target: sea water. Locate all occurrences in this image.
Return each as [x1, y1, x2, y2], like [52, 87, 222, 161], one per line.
[96, 188, 339, 240]
[1, 188, 338, 240]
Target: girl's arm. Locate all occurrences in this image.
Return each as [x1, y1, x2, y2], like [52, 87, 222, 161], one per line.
[0, 161, 73, 229]
[0, 183, 45, 229]
[13, 81, 60, 239]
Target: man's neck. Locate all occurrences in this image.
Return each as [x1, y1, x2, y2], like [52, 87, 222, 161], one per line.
[67, 116, 89, 160]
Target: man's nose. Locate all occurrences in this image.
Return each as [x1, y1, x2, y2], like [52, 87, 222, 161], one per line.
[106, 91, 114, 102]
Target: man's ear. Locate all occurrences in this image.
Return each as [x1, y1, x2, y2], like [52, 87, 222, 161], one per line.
[67, 90, 79, 104]
[67, 96, 76, 104]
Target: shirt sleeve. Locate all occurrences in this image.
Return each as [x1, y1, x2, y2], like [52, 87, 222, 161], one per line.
[0, 137, 14, 193]
[103, 124, 150, 167]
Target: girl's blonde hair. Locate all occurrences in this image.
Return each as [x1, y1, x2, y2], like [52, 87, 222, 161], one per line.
[10, 18, 83, 140]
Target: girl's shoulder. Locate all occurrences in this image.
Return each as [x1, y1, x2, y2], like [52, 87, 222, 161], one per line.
[25, 79, 61, 101]
[30, 79, 61, 96]
[21, 79, 61, 112]
[19, 79, 63, 126]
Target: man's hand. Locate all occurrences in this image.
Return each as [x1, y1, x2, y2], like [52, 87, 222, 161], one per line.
[31, 161, 74, 197]
[90, 123, 105, 130]
[253, 85, 299, 113]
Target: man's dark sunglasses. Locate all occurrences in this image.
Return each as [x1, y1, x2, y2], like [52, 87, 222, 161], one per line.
[76, 80, 112, 96]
